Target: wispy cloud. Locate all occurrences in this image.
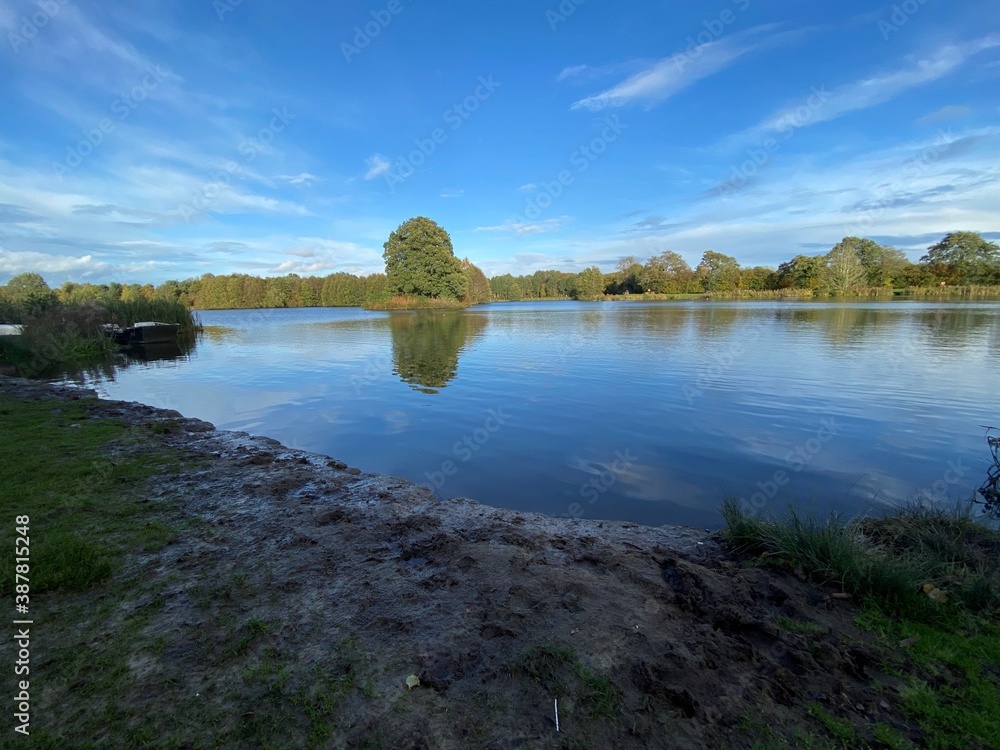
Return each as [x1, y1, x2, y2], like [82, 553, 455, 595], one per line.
[440, 188, 465, 198]
[737, 37, 1000, 142]
[570, 25, 779, 111]
[474, 216, 572, 237]
[276, 172, 321, 186]
[917, 105, 972, 124]
[557, 65, 588, 81]
[364, 154, 391, 180]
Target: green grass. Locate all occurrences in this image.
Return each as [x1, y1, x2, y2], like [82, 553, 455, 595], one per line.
[510, 643, 576, 695]
[0, 298, 198, 377]
[0, 303, 119, 377]
[509, 643, 621, 719]
[721, 499, 934, 619]
[0, 397, 183, 595]
[0, 393, 383, 748]
[776, 615, 826, 635]
[720, 499, 1000, 620]
[722, 499, 1000, 749]
[103, 298, 199, 335]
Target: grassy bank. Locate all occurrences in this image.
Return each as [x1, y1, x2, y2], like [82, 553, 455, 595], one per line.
[0, 299, 198, 377]
[362, 295, 470, 311]
[721, 500, 1000, 749]
[0, 396, 186, 596]
[103, 298, 201, 335]
[602, 285, 1000, 302]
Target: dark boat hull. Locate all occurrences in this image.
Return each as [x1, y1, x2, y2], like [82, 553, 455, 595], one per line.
[113, 323, 180, 345]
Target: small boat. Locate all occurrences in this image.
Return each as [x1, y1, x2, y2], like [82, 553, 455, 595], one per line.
[0, 324, 24, 336]
[111, 321, 181, 346]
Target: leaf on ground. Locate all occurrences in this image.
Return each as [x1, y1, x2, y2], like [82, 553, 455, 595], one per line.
[921, 582, 949, 603]
[405, 674, 420, 690]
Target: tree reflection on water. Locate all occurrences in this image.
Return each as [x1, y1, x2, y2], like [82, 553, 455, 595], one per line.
[389, 311, 488, 393]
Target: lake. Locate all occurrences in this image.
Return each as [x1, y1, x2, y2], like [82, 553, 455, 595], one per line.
[69, 301, 999, 529]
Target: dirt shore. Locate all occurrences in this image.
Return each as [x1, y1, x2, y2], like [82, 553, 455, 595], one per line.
[2, 377, 918, 749]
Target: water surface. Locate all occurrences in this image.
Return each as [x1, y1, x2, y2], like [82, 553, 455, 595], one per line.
[72, 301, 999, 529]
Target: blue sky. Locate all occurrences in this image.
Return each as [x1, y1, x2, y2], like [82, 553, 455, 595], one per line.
[0, 0, 998, 285]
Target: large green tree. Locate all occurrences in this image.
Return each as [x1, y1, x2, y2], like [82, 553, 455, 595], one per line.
[3, 272, 58, 314]
[848, 237, 911, 286]
[823, 238, 868, 292]
[609, 256, 644, 294]
[696, 251, 741, 292]
[575, 266, 606, 300]
[489, 274, 526, 301]
[774, 255, 824, 289]
[920, 231, 1000, 285]
[739, 266, 775, 291]
[461, 259, 492, 305]
[383, 217, 467, 299]
[641, 251, 695, 293]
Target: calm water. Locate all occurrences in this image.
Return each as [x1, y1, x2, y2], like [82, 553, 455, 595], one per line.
[70, 301, 999, 529]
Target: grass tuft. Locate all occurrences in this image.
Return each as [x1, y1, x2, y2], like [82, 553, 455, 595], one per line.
[720, 498, 1000, 620]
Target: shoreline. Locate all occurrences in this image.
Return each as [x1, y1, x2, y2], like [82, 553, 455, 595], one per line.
[0, 375, 722, 557]
[0, 375, 979, 748]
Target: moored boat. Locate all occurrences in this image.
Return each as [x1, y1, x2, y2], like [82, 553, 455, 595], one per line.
[111, 321, 181, 346]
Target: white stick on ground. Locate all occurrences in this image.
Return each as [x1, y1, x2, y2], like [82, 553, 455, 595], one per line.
[554, 698, 560, 732]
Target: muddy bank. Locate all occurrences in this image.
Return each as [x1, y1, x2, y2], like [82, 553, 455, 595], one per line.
[2, 376, 913, 749]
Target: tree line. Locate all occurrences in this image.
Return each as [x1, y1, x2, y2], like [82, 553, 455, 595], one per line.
[490, 232, 1000, 301]
[1, 231, 997, 318]
[0, 265, 491, 316]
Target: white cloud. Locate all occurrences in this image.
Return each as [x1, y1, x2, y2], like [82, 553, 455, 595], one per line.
[270, 258, 339, 274]
[364, 154, 391, 180]
[571, 26, 777, 111]
[440, 188, 465, 198]
[666, 126, 1000, 263]
[474, 216, 573, 237]
[518, 183, 538, 192]
[738, 37, 1000, 142]
[0, 248, 101, 275]
[557, 65, 588, 81]
[917, 105, 972, 124]
[0, 246, 172, 281]
[276, 172, 321, 186]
